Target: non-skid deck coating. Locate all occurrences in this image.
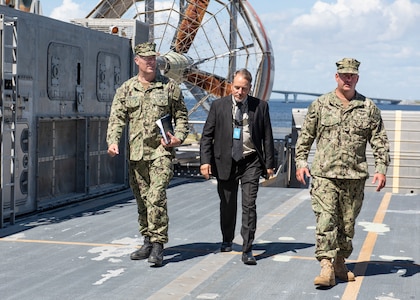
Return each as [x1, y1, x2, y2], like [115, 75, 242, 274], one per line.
[0, 178, 419, 300]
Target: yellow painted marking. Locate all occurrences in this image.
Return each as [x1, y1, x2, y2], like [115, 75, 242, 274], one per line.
[0, 236, 320, 263]
[341, 192, 392, 300]
[392, 111, 402, 194]
[2, 190, 393, 300]
[0, 238, 127, 248]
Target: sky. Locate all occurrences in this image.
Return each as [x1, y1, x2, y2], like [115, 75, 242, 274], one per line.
[37, 0, 420, 101]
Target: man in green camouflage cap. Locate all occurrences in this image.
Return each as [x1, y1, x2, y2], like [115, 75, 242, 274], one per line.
[295, 58, 390, 286]
[336, 57, 360, 74]
[134, 41, 159, 57]
[106, 41, 188, 267]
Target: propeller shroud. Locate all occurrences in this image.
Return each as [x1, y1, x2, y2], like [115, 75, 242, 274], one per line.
[85, 0, 274, 119]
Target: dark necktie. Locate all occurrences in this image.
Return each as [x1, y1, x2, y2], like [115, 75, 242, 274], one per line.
[232, 102, 243, 161]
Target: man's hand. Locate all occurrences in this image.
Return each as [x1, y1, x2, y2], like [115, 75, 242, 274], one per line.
[296, 167, 311, 185]
[107, 144, 119, 157]
[267, 168, 274, 178]
[161, 132, 181, 147]
[372, 173, 386, 192]
[200, 163, 212, 180]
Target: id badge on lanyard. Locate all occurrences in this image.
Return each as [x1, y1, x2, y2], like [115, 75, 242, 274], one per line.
[233, 127, 241, 139]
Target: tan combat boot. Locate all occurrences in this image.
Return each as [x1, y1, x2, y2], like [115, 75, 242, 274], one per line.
[333, 256, 355, 281]
[314, 259, 336, 286]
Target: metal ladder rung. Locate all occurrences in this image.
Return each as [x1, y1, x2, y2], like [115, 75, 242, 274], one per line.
[2, 128, 16, 133]
[3, 73, 16, 78]
[1, 16, 18, 228]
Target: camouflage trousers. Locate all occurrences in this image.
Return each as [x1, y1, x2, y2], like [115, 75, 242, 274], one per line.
[129, 156, 173, 244]
[310, 176, 366, 261]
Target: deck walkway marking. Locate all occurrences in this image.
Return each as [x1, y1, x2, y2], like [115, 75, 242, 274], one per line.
[341, 192, 392, 300]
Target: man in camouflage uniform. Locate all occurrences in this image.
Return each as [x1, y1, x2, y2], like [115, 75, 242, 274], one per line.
[106, 42, 189, 267]
[295, 58, 390, 286]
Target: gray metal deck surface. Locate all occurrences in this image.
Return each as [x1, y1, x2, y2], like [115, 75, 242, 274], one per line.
[0, 179, 419, 300]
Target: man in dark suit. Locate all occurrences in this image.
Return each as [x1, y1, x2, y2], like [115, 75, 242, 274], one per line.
[200, 68, 275, 265]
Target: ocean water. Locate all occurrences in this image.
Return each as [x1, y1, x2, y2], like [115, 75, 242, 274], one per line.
[267, 100, 311, 128]
[186, 98, 420, 137]
[186, 98, 311, 129]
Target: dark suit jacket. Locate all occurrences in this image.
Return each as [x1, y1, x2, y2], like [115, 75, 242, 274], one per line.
[200, 95, 275, 180]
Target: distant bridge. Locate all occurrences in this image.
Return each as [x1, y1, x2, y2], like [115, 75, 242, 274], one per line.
[271, 90, 402, 105]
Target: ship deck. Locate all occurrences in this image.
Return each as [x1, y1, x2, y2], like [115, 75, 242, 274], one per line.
[0, 178, 419, 300]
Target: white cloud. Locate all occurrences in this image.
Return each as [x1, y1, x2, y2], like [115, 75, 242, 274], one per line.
[49, 0, 86, 22]
[42, 0, 420, 100]
[287, 0, 407, 44]
[260, 0, 420, 99]
[379, 0, 420, 41]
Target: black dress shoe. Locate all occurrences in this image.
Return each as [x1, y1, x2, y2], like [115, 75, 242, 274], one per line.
[242, 251, 257, 265]
[220, 242, 233, 252]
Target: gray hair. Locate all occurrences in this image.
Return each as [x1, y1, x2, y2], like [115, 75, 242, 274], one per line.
[233, 68, 252, 83]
